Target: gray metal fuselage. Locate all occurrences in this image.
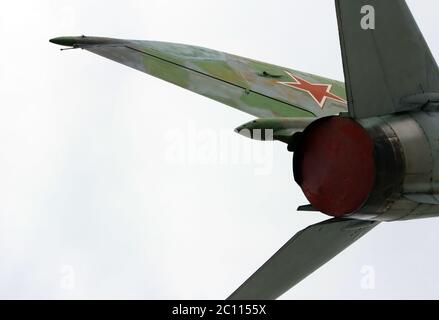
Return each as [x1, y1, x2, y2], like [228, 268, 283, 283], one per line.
[350, 110, 439, 221]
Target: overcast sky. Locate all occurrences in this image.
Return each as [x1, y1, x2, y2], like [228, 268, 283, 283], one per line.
[1, 0, 439, 299]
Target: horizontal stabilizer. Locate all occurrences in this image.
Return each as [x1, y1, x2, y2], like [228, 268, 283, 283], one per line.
[50, 36, 347, 119]
[228, 218, 379, 300]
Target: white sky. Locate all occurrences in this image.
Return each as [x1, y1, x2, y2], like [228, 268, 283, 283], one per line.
[1, 0, 439, 299]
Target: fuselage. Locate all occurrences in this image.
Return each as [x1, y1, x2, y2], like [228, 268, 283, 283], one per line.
[294, 110, 439, 222]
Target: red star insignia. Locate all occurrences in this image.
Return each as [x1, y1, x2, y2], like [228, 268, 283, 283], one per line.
[277, 71, 346, 108]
